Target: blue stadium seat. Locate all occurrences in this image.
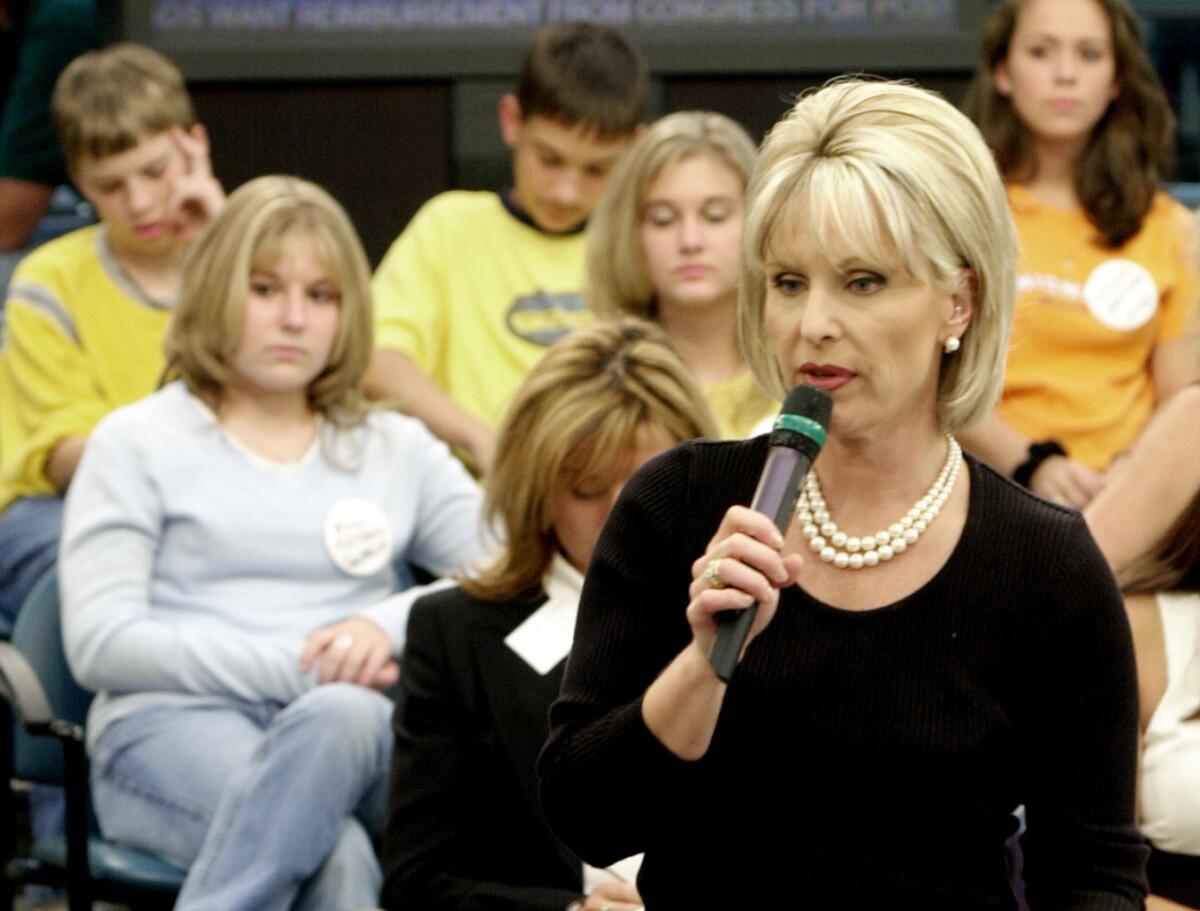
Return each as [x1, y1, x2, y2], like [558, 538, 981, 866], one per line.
[0, 568, 185, 910]
[0, 185, 95, 307]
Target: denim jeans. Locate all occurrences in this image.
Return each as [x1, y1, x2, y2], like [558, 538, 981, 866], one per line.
[0, 495, 62, 627]
[90, 683, 392, 911]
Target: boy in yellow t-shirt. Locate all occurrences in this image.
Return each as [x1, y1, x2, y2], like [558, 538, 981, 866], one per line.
[0, 42, 223, 624]
[367, 24, 647, 473]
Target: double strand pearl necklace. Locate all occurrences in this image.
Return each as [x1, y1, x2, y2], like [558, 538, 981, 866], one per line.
[797, 435, 962, 570]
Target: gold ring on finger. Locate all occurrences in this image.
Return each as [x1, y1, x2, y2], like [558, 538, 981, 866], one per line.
[704, 557, 725, 589]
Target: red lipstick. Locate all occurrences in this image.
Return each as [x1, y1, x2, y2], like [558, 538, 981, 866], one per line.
[800, 362, 855, 392]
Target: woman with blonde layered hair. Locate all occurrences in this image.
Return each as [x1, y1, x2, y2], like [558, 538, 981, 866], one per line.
[737, 80, 1014, 433]
[587, 110, 773, 438]
[541, 79, 1146, 908]
[382, 318, 714, 911]
[60, 175, 486, 911]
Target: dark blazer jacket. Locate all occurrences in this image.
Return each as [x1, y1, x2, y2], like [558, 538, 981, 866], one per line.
[380, 585, 583, 911]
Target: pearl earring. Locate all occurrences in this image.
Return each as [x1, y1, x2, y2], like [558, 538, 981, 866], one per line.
[943, 336, 961, 354]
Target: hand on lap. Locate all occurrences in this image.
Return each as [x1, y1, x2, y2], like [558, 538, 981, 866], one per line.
[300, 616, 397, 690]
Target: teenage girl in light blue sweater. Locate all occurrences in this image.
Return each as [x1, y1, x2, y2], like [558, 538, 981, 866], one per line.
[60, 175, 487, 911]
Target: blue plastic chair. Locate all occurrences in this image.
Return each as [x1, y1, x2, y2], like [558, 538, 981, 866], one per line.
[0, 568, 186, 910]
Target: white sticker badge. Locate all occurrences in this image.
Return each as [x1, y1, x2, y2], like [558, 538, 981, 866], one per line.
[1083, 259, 1158, 331]
[324, 497, 393, 577]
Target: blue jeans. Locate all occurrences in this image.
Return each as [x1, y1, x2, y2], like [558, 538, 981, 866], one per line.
[0, 495, 62, 628]
[90, 684, 392, 911]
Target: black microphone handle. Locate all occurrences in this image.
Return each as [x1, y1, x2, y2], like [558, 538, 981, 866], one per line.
[707, 444, 814, 682]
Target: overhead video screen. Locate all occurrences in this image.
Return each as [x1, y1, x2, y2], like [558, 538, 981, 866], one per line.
[114, 0, 984, 79]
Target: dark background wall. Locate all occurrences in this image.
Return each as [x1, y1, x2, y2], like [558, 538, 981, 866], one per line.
[190, 70, 973, 266]
[191, 80, 451, 264]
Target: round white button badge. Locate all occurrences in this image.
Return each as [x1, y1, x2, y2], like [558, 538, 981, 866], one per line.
[324, 498, 393, 577]
[1083, 259, 1158, 331]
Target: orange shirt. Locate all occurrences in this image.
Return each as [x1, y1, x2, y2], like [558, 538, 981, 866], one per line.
[999, 186, 1199, 469]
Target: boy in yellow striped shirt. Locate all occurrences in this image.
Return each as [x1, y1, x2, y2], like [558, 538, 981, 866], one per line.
[0, 42, 223, 624]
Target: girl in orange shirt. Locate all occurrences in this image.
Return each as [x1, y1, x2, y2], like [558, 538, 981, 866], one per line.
[963, 0, 1199, 509]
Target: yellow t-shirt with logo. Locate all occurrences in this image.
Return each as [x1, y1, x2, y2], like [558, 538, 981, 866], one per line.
[0, 225, 172, 511]
[372, 191, 593, 429]
[999, 185, 1199, 469]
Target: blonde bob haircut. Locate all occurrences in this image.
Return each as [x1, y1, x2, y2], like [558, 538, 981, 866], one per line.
[587, 110, 757, 320]
[739, 79, 1016, 432]
[463, 318, 717, 601]
[164, 175, 373, 422]
[53, 42, 197, 170]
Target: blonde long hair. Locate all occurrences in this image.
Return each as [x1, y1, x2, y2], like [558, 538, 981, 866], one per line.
[587, 110, 757, 320]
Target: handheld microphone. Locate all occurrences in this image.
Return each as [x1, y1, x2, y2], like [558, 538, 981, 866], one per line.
[707, 384, 832, 683]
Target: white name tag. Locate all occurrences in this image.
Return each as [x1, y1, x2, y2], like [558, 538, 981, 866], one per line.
[324, 497, 393, 577]
[504, 595, 576, 675]
[1084, 259, 1158, 331]
[583, 854, 644, 893]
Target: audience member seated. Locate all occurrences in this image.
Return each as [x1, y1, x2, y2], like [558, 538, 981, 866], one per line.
[365, 23, 647, 474]
[0, 41, 223, 626]
[586, 111, 775, 439]
[1080, 383, 1200, 908]
[380, 318, 716, 911]
[961, 0, 1200, 508]
[0, 0, 97, 253]
[1119, 487, 1200, 910]
[60, 175, 487, 911]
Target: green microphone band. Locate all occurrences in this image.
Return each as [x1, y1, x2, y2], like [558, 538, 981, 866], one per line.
[774, 413, 827, 447]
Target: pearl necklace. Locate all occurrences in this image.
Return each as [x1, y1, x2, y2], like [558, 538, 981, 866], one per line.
[797, 435, 962, 570]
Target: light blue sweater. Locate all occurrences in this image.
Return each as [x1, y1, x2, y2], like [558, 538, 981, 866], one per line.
[60, 381, 486, 745]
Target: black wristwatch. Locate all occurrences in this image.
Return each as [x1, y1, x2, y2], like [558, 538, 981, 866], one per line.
[1012, 439, 1067, 488]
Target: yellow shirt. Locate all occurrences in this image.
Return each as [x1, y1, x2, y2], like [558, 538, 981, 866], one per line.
[0, 225, 172, 511]
[999, 186, 1199, 469]
[703, 370, 776, 439]
[372, 191, 593, 429]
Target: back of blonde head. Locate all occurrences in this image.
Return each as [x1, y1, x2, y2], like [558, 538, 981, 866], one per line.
[464, 318, 717, 601]
[164, 175, 373, 421]
[739, 79, 1016, 431]
[587, 110, 757, 320]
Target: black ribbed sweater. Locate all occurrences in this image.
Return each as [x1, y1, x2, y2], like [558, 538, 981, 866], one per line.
[539, 437, 1148, 910]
